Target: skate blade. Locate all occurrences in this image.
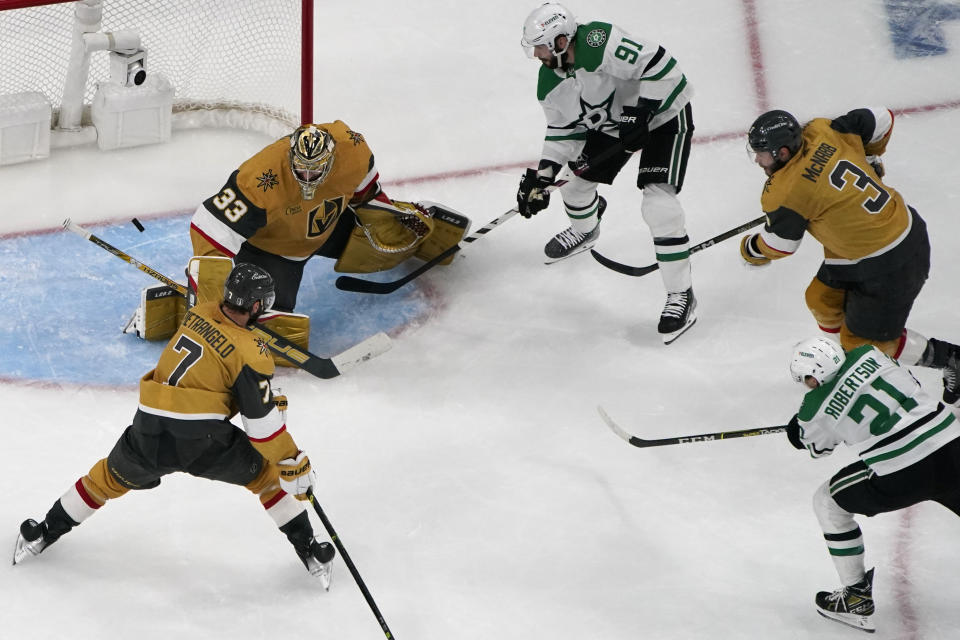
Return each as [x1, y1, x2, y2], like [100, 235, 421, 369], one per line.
[543, 240, 598, 264]
[12, 533, 41, 566]
[661, 316, 697, 345]
[311, 560, 333, 592]
[817, 609, 875, 633]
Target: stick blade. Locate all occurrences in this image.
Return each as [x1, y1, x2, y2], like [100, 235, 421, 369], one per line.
[331, 331, 393, 374]
[590, 250, 660, 277]
[335, 275, 403, 294]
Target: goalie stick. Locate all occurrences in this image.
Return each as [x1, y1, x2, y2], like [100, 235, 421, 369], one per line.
[63, 218, 392, 380]
[590, 215, 767, 277]
[307, 489, 397, 640]
[598, 406, 786, 448]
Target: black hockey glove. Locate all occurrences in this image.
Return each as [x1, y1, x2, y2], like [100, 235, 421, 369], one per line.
[618, 98, 660, 152]
[786, 414, 804, 450]
[517, 160, 560, 218]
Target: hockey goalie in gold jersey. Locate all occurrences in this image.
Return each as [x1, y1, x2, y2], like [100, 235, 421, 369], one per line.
[132, 120, 470, 357]
[14, 264, 337, 586]
[739, 107, 960, 409]
[189, 120, 470, 312]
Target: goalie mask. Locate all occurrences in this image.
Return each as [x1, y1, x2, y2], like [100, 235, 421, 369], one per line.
[521, 3, 577, 69]
[789, 337, 845, 387]
[289, 125, 336, 199]
[223, 263, 275, 324]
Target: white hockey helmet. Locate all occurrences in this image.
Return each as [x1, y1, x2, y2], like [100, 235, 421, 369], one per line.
[521, 3, 577, 59]
[789, 337, 845, 386]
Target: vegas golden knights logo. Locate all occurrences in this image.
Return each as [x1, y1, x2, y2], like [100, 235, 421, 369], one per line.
[307, 196, 346, 237]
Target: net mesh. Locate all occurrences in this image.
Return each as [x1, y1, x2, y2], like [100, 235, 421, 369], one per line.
[0, 0, 304, 133]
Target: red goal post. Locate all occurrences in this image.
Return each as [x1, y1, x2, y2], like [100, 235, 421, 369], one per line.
[0, 0, 313, 140]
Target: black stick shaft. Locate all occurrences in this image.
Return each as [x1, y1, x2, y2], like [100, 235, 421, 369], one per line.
[308, 491, 396, 639]
[598, 406, 786, 448]
[591, 215, 767, 277]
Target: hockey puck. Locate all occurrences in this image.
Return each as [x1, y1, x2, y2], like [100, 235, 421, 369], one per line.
[132, 218, 145, 232]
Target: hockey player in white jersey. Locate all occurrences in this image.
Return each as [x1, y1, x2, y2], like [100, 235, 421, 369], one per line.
[786, 337, 960, 633]
[516, 3, 697, 343]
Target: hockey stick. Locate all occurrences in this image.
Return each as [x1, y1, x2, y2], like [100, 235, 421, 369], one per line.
[334, 206, 519, 294]
[307, 489, 396, 640]
[63, 218, 392, 380]
[334, 145, 635, 295]
[590, 215, 767, 277]
[598, 406, 786, 448]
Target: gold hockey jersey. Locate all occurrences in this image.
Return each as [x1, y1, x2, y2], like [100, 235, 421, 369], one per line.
[753, 108, 925, 279]
[137, 301, 286, 445]
[191, 120, 379, 260]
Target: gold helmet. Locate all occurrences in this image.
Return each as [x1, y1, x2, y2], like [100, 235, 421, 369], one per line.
[289, 124, 335, 199]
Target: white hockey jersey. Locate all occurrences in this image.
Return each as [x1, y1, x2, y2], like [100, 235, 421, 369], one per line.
[536, 21, 694, 165]
[796, 345, 959, 475]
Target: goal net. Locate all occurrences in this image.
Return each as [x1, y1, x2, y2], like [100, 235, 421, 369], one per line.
[0, 0, 312, 140]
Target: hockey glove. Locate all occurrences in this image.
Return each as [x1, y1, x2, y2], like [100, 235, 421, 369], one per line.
[278, 451, 316, 501]
[618, 98, 659, 152]
[866, 155, 885, 179]
[739, 234, 771, 267]
[786, 414, 805, 450]
[517, 160, 560, 218]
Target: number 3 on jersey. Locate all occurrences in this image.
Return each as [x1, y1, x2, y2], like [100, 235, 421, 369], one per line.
[211, 187, 249, 222]
[829, 160, 890, 214]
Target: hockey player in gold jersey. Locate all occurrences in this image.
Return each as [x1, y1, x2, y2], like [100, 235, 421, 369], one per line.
[14, 264, 336, 586]
[739, 107, 960, 409]
[189, 120, 470, 312]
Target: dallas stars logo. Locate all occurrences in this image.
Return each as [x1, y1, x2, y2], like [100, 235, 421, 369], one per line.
[347, 129, 365, 145]
[555, 91, 617, 133]
[256, 169, 279, 191]
[585, 29, 607, 48]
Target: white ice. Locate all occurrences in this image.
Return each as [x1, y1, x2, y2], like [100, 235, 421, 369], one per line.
[2, 1, 960, 639]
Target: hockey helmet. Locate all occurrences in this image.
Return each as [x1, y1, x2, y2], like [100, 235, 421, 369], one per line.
[223, 263, 275, 322]
[789, 337, 845, 386]
[748, 109, 802, 155]
[289, 124, 336, 199]
[521, 3, 577, 61]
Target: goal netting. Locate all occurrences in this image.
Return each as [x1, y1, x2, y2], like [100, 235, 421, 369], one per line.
[0, 0, 312, 139]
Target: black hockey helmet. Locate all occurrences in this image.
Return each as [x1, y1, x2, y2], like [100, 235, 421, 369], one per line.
[223, 263, 275, 321]
[748, 109, 802, 155]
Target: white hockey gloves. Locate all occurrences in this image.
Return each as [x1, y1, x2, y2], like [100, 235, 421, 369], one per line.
[277, 451, 316, 501]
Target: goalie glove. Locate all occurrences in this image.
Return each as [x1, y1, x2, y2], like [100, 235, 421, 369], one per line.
[739, 233, 771, 267]
[517, 160, 560, 218]
[277, 451, 316, 501]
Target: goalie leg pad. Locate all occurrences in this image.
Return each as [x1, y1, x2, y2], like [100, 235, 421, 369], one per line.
[258, 310, 311, 368]
[413, 201, 471, 265]
[187, 255, 234, 307]
[124, 283, 186, 341]
[334, 200, 435, 273]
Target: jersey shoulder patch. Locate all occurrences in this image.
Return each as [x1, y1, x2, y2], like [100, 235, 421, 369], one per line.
[575, 22, 613, 72]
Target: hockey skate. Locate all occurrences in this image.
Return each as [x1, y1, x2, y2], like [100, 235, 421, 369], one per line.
[815, 568, 875, 633]
[297, 539, 336, 591]
[658, 288, 697, 344]
[543, 196, 606, 264]
[12, 519, 49, 566]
